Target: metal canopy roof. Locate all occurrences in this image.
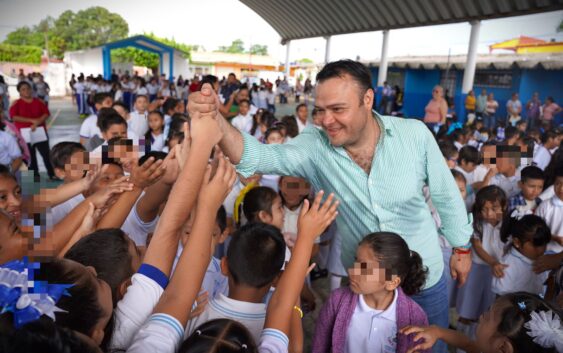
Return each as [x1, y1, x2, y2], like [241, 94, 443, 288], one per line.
[240, 0, 563, 42]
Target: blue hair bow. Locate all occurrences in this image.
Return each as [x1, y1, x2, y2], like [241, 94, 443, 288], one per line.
[446, 122, 463, 136]
[0, 258, 72, 328]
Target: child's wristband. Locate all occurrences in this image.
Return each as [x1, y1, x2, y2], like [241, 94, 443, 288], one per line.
[293, 306, 303, 319]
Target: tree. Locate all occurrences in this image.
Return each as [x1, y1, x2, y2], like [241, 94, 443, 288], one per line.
[217, 39, 245, 54]
[249, 44, 268, 55]
[558, 19, 563, 32]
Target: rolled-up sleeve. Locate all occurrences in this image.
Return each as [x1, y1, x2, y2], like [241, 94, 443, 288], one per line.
[423, 128, 473, 247]
[236, 129, 319, 183]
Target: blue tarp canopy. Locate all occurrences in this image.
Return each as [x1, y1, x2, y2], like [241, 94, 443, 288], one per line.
[100, 35, 179, 80]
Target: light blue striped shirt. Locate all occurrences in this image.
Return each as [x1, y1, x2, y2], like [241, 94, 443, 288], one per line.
[236, 113, 472, 288]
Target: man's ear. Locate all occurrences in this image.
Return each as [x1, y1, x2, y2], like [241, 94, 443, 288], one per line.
[364, 88, 374, 109]
[220, 257, 229, 276]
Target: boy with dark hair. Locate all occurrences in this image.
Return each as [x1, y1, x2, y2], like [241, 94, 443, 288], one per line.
[186, 222, 286, 342]
[79, 92, 113, 147]
[536, 166, 563, 253]
[454, 146, 480, 184]
[534, 130, 561, 170]
[438, 141, 459, 169]
[508, 165, 544, 214]
[295, 103, 309, 133]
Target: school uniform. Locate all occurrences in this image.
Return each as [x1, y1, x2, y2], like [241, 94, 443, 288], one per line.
[231, 113, 254, 134]
[146, 83, 159, 102]
[0, 130, 22, 168]
[74, 82, 88, 115]
[50, 193, 85, 226]
[122, 82, 135, 109]
[148, 133, 165, 152]
[79, 114, 101, 141]
[492, 247, 549, 296]
[110, 264, 169, 350]
[456, 221, 504, 320]
[454, 141, 464, 151]
[533, 145, 552, 170]
[187, 293, 267, 343]
[121, 191, 159, 246]
[490, 172, 520, 198]
[536, 196, 563, 253]
[128, 111, 149, 137]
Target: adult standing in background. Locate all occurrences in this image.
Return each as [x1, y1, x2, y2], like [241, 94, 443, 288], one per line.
[526, 92, 541, 129]
[484, 92, 499, 130]
[475, 88, 487, 119]
[506, 92, 522, 126]
[9, 81, 55, 179]
[423, 85, 448, 134]
[541, 97, 561, 131]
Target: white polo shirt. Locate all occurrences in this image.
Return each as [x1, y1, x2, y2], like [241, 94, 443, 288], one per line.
[344, 289, 398, 353]
[231, 113, 254, 134]
[128, 111, 149, 137]
[472, 221, 505, 266]
[536, 196, 563, 253]
[187, 293, 266, 343]
[79, 114, 101, 139]
[490, 172, 520, 198]
[533, 145, 551, 170]
[0, 130, 22, 166]
[492, 247, 549, 296]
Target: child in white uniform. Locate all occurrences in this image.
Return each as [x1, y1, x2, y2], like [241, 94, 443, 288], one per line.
[536, 168, 563, 253]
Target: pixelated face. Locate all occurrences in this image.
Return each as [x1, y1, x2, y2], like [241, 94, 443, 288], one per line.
[348, 244, 395, 295]
[108, 142, 137, 166]
[481, 145, 497, 167]
[279, 177, 310, 209]
[455, 178, 467, 200]
[297, 105, 308, 121]
[481, 200, 504, 226]
[0, 176, 22, 223]
[495, 152, 517, 175]
[315, 75, 373, 147]
[266, 131, 284, 145]
[135, 96, 148, 112]
[64, 151, 91, 182]
[148, 113, 164, 132]
[102, 123, 128, 141]
[90, 164, 124, 194]
[475, 299, 511, 353]
[555, 176, 563, 202]
[238, 102, 250, 116]
[519, 179, 544, 201]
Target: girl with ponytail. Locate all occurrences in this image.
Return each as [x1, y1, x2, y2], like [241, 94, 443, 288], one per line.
[312, 232, 430, 353]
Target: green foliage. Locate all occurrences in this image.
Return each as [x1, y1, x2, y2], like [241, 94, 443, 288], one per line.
[559, 19, 563, 32]
[297, 58, 313, 63]
[249, 44, 268, 55]
[216, 39, 268, 55]
[111, 47, 159, 69]
[0, 43, 42, 63]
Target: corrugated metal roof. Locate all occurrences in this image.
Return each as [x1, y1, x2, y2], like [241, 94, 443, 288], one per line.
[364, 53, 563, 70]
[240, 0, 563, 42]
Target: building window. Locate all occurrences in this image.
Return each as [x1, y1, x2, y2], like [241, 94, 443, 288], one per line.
[474, 71, 512, 88]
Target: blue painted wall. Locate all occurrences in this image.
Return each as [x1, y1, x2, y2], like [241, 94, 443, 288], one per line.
[519, 69, 563, 111]
[403, 69, 441, 119]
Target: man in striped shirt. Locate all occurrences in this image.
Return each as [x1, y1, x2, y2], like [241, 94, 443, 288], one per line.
[189, 60, 472, 352]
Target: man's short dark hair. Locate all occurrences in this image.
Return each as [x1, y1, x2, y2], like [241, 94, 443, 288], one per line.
[226, 223, 285, 288]
[93, 92, 112, 105]
[520, 166, 544, 183]
[50, 142, 86, 170]
[316, 60, 372, 99]
[458, 145, 480, 165]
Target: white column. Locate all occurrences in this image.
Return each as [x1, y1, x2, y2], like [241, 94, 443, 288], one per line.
[377, 30, 390, 86]
[324, 36, 332, 64]
[462, 20, 481, 94]
[284, 40, 291, 78]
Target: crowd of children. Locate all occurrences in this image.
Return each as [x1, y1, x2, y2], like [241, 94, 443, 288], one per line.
[0, 63, 561, 353]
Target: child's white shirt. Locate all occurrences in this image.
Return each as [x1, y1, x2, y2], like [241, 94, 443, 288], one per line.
[282, 204, 320, 246]
[490, 172, 520, 198]
[472, 221, 505, 266]
[344, 289, 398, 353]
[79, 114, 101, 139]
[533, 145, 552, 170]
[231, 113, 253, 133]
[74, 82, 85, 94]
[491, 247, 549, 296]
[146, 83, 159, 95]
[128, 111, 149, 137]
[136, 87, 148, 95]
[51, 193, 85, 226]
[186, 294, 266, 343]
[121, 191, 159, 246]
[110, 265, 168, 351]
[149, 133, 165, 152]
[536, 196, 563, 253]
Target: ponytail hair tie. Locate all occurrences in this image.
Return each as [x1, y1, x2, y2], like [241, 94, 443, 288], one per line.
[195, 330, 202, 336]
[241, 344, 248, 350]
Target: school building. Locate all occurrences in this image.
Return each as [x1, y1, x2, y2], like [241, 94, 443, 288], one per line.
[366, 52, 563, 122]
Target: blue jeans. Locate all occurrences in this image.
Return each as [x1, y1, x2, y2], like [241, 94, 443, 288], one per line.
[412, 272, 449, 353]
[483, 113, 496, 130]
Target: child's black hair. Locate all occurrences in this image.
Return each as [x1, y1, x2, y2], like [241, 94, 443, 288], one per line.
[0, 316, 99, 353]
[112, 101, 130, 113]
[163, 98, 179, 115]
[544, 148, 563, 190]
[226, 223, 285, 288]
[139, 151, 167, 166]
[96, 107, 118, 129]
[438, 141, 458, 160]
[93, 92, 112, 106]
[541, 130, 557, 145]
[359, 232, 428, 295]
[281, 115, 299, 138]
[504, 126, 520, 142]
[216, 205, 227, 233]
[451, 169, 466, 184]
[49, 142, 86, 170]
[520, 166, 544, 184]
[495, 292, 562, 353]
[450, 127, 468, 143]
[264, 126, 284, 142]
[99, 113, 127, 133]
[0, 164, 16, 181]
[472, 185, 507, 240]
[457, 145, 480, 165]
[500, 214, 551, 247]
[241, 186, 278, 225]
[180, 319, 257, 353]
[64, 228, 136, 305]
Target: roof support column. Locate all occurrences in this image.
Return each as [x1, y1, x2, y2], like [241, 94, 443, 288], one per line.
[284, 40, 291, 78]
[462, 20, 481, 94]
[102, 46, 111, 80]
[377, 30, 390, 86]
[169, 50, 174, 81]
[324, 36, 331, 64]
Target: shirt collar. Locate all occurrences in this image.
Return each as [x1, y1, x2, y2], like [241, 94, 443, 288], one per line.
[358, 289, 398, 321]
[509, 247, 533, 265]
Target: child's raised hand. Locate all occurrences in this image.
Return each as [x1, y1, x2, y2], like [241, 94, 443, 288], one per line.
[174, 122, 191, 171]
[188, 291, 209, 320]
[161, 148, 180, 186]
[89, 176, 134, 208]
[400, 325, 441, 353]
[198, 155, 237, 210]
[129, 157, 166, 189]
[297, 190, 339, 241]
[190, 109, 223, 148]
[80, 164, 106, 192]
[492, 262, 508, 278]
[77, 202, 103, 235]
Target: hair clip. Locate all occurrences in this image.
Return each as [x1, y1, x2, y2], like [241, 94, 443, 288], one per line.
[241, 344, 248, 350]
[517, 301, 526, 311]
[195, 330, 202, 336]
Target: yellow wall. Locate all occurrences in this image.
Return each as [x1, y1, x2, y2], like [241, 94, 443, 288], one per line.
[516, 43, 563, 54]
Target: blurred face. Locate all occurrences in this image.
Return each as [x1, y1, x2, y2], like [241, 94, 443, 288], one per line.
[455, 178, 467, 200]
[481, 89, 487, 96]
[174, 101, 185, 114]
[517, 122, 527, 132]
[0, 176, 22, 223]
[266, 131, 284, 145]
[113, 106, 128, 120]
[481, 145, 497, 168]
[495, 156, 515, 175]
[148, 113, 164, 133]
[512, 94, 518, 101]
[481, 200, 504, 226]
[279, 177, 310, 209]
[432, 86, 443, 99]
[135, 97, 148, 113]
[259, 195, 284, 230]
[297, 106, 308, 122]
[238, 102, 250, 116]
[554, 176, 563, 201]
[348, 244, 398, 296]
[63, 151, 91, 182]
[446, 152, 458, 169]
[314, 75, 373, 147]
[90, 164, 124, 194]
[514, 237, 546, 260]
[488, 93, 494, 100]
[100, 97, 113, 109]
[102, 123, 127, 141]
[459, 160, 477, 173]
[519, 178, 544, 201]
[18, 84, 32, 99]
[0, 210, 27, 263]
[475, 299, 512, 353]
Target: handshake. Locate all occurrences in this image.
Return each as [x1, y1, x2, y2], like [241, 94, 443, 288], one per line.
[187, 83, 225, 147]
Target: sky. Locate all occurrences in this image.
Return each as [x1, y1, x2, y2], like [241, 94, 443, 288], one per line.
[1, 0, 562, 63]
